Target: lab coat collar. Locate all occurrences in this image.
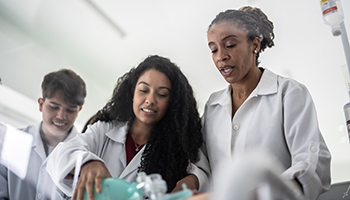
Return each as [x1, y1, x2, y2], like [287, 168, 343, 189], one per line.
[254, 68, 278, 96]
[30, 122, 80, 146]
[210, 68, 278, 105]
[28, 122, 79, 160]
[30, 122, 46, 160]
[105, 121, 129, 143]
[208, 68, 278, 116]
[30, 122, 42, 148]
[210, 86, 232, 107]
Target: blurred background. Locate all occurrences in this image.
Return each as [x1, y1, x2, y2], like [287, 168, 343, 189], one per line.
[0, 0, 349, 184]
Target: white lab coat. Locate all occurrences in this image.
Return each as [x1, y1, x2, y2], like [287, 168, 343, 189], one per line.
[201, 68, 331, 200]
[46, 120, 209, 197]
[0, 122, 78, 200]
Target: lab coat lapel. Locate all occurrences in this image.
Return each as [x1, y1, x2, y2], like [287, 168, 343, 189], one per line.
[105, 122, 141, 179]
[119, 145, 127, 168]
[33, 124, 79, 161]
[255, 68, 278, 96]
[119, 146, 145, 179]
[65, 126, 79, 141]
[105, 123, 128, 169]
[29, 123, 47, 161]
[207, 86, 233, 161]
[210, 85, 232, 117]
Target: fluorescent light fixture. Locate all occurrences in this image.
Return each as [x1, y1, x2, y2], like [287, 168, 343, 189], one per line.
[84, 0, 126, 38]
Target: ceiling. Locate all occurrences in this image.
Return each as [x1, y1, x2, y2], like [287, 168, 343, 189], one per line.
[0, 0, 350, 183]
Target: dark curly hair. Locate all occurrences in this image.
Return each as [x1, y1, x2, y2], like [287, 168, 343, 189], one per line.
[41, 69, 86, 106]
[95, 55, 203, 191]
[208, 6, 275, 66]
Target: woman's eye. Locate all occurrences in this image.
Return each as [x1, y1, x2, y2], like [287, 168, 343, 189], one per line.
[140, 89, 148, 93]
[227, 44, 236, 48]
[158, 93, 167, 98]
[211, 49, 218, 54]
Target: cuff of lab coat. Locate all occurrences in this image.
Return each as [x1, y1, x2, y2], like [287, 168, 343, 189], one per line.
[189, 163, 209, 192]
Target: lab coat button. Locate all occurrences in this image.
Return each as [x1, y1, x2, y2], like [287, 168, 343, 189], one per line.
[233, 125, 239, 131]
[38, 193, 42, 199]
[42, 166, 46, 171]
[311, 146, 318, 152]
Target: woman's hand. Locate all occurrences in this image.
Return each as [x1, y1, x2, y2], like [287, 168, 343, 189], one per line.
[73, 160, 112, 200]
[186, 193, 210, 200]
[171, 174, 199, 193]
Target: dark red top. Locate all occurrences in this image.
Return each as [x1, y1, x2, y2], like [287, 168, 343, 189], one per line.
[125, 133, 145, 164]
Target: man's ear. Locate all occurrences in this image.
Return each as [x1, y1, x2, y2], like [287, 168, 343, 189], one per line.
[38, 98, 44, 112]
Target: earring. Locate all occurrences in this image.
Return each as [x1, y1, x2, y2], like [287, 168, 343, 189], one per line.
[254, 50, 258, 54]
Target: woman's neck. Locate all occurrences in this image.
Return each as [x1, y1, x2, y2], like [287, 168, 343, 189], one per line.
[129, 121, 152, 145]
[231, 67, 262, 117]
[231, 67, 262, 98]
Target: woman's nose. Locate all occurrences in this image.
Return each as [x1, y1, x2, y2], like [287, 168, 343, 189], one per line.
[216, 49, 229, 62]
[145, 94, 155, 105]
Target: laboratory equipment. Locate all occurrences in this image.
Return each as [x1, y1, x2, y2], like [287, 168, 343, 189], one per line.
[320, 0, 344, 36]
[82, 172, 193, 200]
[319, 0, 350, 141]
[319, 0, 350, 198]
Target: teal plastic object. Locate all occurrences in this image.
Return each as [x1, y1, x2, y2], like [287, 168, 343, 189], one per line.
[82, 178, 143, 200]
[81, 172, 194, 200]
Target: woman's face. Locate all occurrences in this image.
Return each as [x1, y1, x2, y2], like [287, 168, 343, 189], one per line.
[207, 21, 259, 84]
[133, 69, 171, 127]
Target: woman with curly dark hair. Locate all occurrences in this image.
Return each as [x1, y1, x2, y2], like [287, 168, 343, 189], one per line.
[46, 55, 208, 200]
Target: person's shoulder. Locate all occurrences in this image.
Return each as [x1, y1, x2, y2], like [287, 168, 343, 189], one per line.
[207, 86, 230, 103]
[20, 125, 33, 133]
[19, 122, 41, 135]
[89, 120, 126, 132]
[265, 68, 307, 90]
[265, 69, 310, 97]
[277, 75, 307, 92]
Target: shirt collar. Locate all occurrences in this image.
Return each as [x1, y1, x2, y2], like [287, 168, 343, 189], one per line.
[31, 122, 42, 148]
[254, 68, 278, 96]
[210, 68, 278, 107]
[210, 85, 232, 107]
[105, 121, 129, 144]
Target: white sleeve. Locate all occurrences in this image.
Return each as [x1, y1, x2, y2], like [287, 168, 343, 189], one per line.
[281, 84, 331, 200]
[188, 148, 211, 192]
[46, 122, 107, 196]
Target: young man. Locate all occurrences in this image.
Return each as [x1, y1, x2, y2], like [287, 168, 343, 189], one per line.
[0, 69, 86, 200]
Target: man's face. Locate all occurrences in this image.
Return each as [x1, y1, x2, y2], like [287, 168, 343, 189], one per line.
[38, 90, 82, 143]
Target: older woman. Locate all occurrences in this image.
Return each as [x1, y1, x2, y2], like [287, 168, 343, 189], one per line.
[200, 6, 331, 200]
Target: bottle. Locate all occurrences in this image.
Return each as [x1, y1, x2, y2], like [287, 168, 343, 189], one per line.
[143, 174, 193, 200]
[81, 172, 193, 200]
[320, 0, 344, 36]
[143, 174, 168, 200]
[82, 176, 144, 200]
